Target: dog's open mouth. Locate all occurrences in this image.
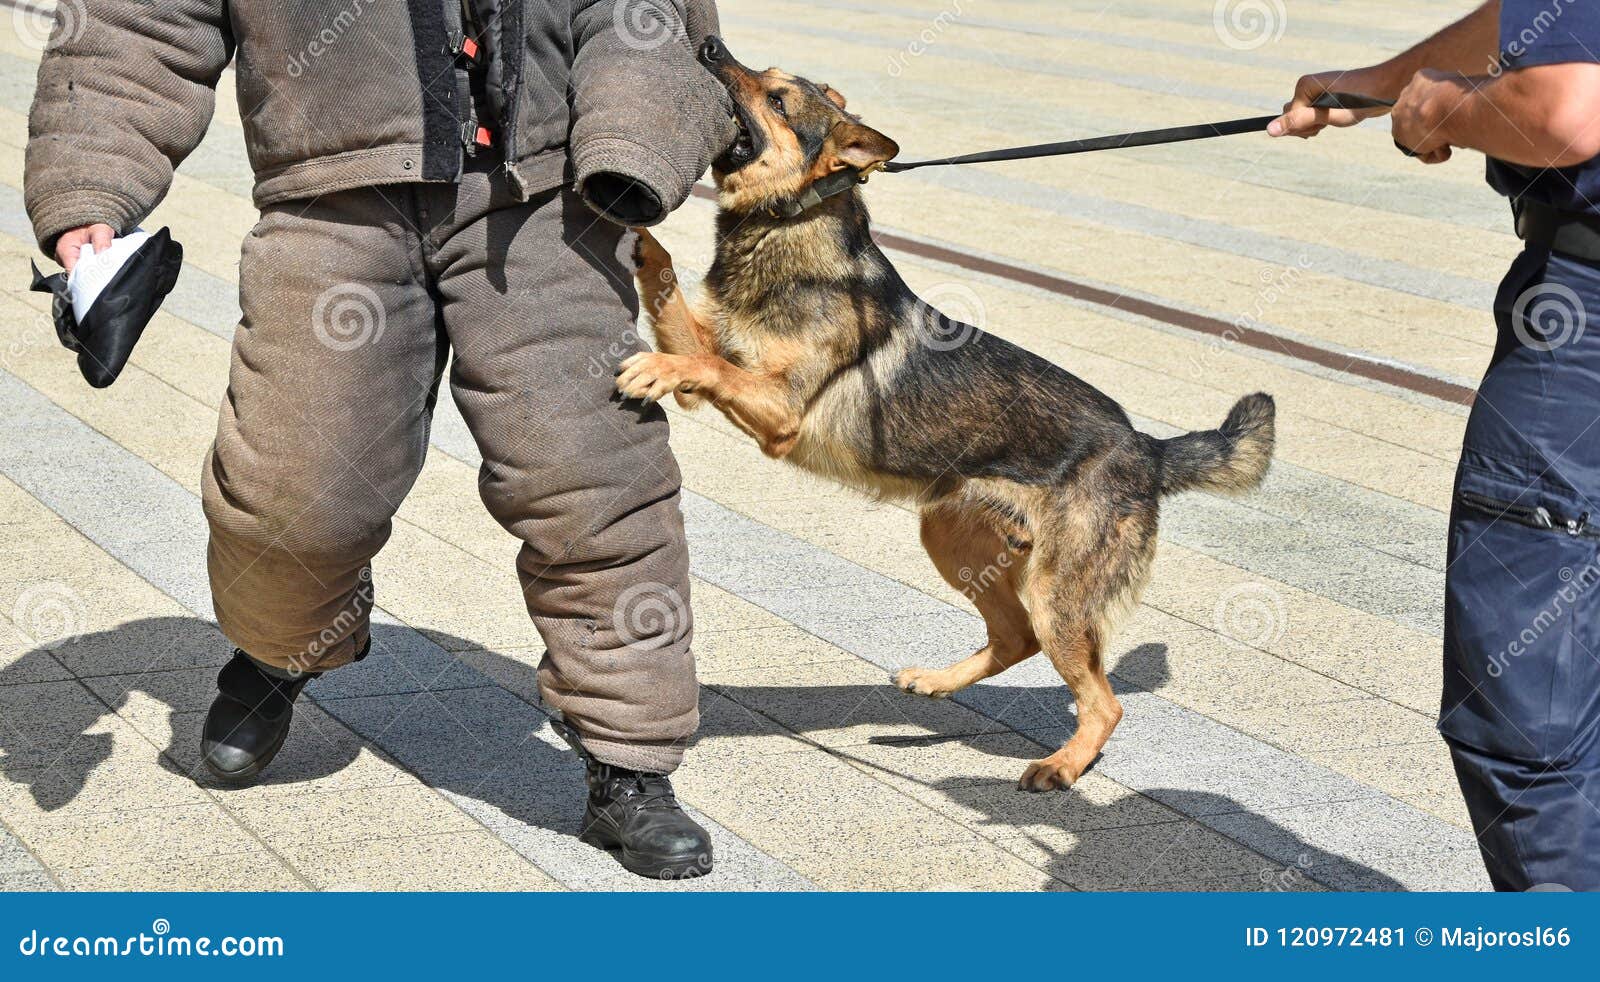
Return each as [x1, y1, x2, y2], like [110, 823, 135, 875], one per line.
[715, 105, 761, 173]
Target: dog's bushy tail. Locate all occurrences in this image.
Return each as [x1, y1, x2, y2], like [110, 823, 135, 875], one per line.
[1155, 393, 1275, 497]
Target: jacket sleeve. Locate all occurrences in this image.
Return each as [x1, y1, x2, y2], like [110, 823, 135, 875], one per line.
[569, 0, 736, 227]
[24, 0, 232, 256]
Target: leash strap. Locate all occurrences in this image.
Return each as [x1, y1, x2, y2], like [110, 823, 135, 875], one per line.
[882, 92, 1395, 173]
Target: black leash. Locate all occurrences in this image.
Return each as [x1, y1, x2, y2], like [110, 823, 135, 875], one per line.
[881, 92, 1397, 173]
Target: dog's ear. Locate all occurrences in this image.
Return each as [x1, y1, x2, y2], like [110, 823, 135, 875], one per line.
[817, 83, 848, 110]
[823, 121, 899, 173]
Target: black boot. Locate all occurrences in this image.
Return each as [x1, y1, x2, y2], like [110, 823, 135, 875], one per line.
[579, 759, 715, 880]
[199, 650, 316, 786]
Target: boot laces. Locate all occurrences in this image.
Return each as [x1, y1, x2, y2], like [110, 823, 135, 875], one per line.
[594, 765, 678, 811]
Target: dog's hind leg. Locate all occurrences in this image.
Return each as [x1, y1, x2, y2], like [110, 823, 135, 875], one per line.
[896, 505, 1039, 698]
[1018, 616, 1121, 792]
[1017, 517, 1154, 791]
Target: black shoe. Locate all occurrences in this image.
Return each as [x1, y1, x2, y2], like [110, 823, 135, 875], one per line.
[199, 650, 316, 786]
[578, 760, 714, 880]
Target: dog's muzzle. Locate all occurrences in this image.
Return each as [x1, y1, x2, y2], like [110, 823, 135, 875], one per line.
[700, 36, 761, 173]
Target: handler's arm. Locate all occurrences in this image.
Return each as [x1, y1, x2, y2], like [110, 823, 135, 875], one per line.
[24, 0, 231, 261]
[568, 0, 735, 226]
[1268, 1, 1501, 138]
[1392, 63, 1600, 168]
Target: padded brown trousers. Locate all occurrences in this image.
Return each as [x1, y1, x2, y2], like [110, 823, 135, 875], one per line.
[199, 166, 697, 773]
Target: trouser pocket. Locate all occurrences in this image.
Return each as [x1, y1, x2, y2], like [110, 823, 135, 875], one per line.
[1443, 482, 1600, 766]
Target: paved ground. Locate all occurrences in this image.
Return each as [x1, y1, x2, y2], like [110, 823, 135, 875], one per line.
[0, 1, 1505, 890]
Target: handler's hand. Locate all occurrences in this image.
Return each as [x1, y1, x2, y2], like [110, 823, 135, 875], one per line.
[1268, 67, 1393, 139]
[54, 223, 114, 273]
[1390, 69, 1467, 164]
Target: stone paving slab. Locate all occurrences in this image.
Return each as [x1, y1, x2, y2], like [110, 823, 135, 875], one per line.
[429, 393, 1485, 889]
[0, 369, 815, 891]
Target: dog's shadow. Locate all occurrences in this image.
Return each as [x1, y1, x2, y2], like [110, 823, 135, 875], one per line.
[1, 618, 1397, 890]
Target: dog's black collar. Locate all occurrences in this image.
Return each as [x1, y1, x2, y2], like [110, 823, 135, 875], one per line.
[768, 163, 882, 219]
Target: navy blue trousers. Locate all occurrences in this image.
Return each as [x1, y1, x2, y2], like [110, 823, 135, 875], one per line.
[1444, 245, 1600, 891]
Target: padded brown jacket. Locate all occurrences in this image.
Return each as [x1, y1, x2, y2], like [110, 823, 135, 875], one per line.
[24, 0, 734, 253]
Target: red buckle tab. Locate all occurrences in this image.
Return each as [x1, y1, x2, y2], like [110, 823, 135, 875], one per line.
[461, 37, 479, 60]
[474, 125, 493, 147]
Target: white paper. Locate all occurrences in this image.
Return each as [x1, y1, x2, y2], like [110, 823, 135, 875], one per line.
[65, 228, 152, 324]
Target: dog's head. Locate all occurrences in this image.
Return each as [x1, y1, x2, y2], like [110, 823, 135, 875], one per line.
[699, 36, 899, 215]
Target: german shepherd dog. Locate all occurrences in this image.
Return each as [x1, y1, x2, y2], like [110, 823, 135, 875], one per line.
[617, 37, 1276, 791]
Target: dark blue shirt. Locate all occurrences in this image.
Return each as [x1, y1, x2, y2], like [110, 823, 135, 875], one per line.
[1485, 0, 1600, 215]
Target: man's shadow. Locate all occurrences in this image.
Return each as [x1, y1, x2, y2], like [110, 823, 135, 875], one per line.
[0, 616, 585, 829]
[0, 618, 1397, 890]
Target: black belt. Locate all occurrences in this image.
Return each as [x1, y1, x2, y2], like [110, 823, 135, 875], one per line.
[1513, 198, 1600, 264]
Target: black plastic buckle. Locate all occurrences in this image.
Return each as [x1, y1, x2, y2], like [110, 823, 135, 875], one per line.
[447, 32, 480, 64]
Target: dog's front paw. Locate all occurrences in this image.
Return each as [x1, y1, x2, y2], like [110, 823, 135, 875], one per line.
[895, 666, 955, 699]
[630, 228, 672, 274]
[1018, 755, 1076, 793]
[616, 352, 701, 403]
